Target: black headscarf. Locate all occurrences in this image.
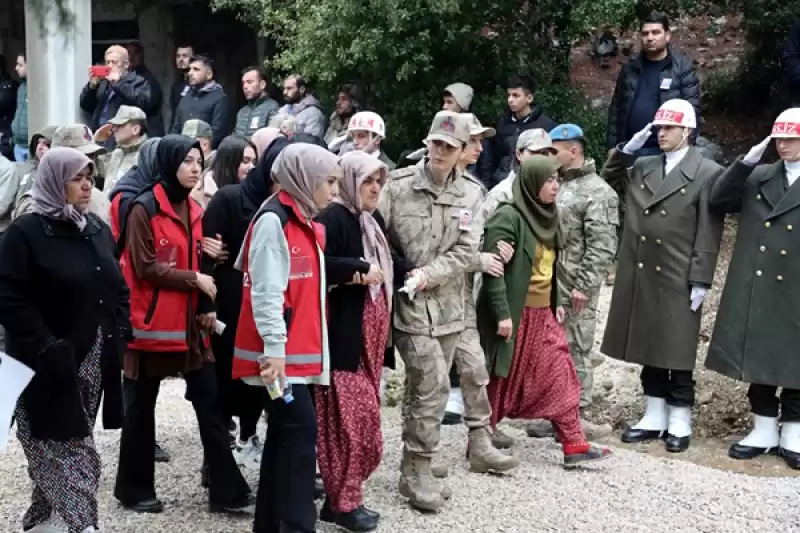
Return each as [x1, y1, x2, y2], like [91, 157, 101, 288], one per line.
[241, 135, 291, 217]
[156, 134, 203, 203]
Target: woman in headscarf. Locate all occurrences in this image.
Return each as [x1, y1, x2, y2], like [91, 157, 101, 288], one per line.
[199, 129, 290, 475]
[477, 155, 612, 468]
[313, 151, 412, 531]
[191, 135, 257, 207]
[232, 143, 339, 533]
[113, 135, 253, 514]
[251, 126, 283, 158]
[108, 138, 160, 242]
[0, 147, 129, 533]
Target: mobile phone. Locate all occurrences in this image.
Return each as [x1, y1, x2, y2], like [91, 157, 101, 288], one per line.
[90, 65, 111, 78]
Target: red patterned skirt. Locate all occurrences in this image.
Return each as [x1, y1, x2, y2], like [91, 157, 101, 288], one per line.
[316, 291, 389, 513]
[487, 306, 585, 445]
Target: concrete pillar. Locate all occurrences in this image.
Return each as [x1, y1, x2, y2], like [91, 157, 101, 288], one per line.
[24, 0, 91, 134]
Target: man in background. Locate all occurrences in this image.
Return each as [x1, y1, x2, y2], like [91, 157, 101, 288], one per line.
[234, 66, 280, 138]
[10, 53, 27, 162]
[125, 42, 164, 136]
[0, 54, 19, 160]
[279, 74, 326, 139]
[171, 55, 232, 149]
[324, 83, 363, 144]
[170, 44, 194, 121]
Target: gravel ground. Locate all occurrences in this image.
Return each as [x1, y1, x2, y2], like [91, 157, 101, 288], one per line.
[3, 378, 800, 532]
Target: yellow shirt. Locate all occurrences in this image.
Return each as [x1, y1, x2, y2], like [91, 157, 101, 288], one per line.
[525, 244, 555, 308]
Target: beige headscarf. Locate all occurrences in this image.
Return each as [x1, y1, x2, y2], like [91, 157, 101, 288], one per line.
[335, 151, 393, 307]
[251, 127, 283, 157]
[271, 144, 340, 218]
[32, 147, 95, 230]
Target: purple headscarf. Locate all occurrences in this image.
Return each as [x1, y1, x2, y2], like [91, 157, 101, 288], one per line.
[32, 147, 95, 230]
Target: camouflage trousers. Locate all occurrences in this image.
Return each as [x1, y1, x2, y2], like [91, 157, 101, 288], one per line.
[563, 303, 598, 410]
[396, 329, 491, 457]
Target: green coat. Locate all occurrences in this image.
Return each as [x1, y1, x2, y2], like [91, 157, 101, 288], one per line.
[705, 158, 800, 389]
[477, 203, 559, 378]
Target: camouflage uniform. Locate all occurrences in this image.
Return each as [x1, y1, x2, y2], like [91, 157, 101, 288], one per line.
[379, 111, 517, 512]
[555, 159, 619, 409]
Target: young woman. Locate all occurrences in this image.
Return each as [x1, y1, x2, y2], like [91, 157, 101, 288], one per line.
[191, 135, 257, 207]
[201, 130, 290, 471]
[233, 143, 339, 533]
[0, 147, 130, 533]
[314, 151, 413, 531]
[478, 155, 612, 467]
[113, 135, 253, 514]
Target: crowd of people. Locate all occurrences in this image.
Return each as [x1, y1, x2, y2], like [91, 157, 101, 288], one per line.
[1, 9, 800, 533]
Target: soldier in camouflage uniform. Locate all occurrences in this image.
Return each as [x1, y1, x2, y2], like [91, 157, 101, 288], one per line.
[379, 111, 520, 512]
[551, 124, 618, 436]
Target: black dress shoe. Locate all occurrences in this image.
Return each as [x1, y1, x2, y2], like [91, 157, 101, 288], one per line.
[334, 507, 378, 532]
[781, 448, 800, 469]
[665, 433, 691, 453]
[123, 498, 164, 513]
[620, 427, 666, 443]
[200, 464, 209, 488]
[729, 443, 777, 460]
[314, 475, 326, 500]
[209, 492, 256, 513]
[154, 442, 170, 463]
[359, 505, 380, 520]
[442, 411, 463, 425]
[319, 499, 335, 523]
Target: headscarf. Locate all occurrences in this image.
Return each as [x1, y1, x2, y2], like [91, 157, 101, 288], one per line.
[241, 136, 291, 217]
[511, 155, 562, 249]
[31, 147, 95, 230]
[271, 144, 340, 218]
[251, 127, 282, 157]
[335, 151, 393, 307]
[108, 137, 161, 200]
[156, 134, 203, 203]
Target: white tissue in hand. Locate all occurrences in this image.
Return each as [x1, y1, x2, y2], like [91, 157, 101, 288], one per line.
[215, 320, 226, 335]
[689, 286, 708, 312]
[399, 274, 421, 300]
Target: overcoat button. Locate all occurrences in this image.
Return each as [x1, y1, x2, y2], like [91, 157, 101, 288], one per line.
[756, 270, 762, 277]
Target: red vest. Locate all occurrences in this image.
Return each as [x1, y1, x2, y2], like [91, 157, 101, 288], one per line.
[233, 192, 326, 380]
[110, 194, 122, 241]
[121, 183, 204, 352]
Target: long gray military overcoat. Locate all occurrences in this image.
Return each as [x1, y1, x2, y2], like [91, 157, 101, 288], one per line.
[705, 159, 800, 389]
[600, 147, 725, 370]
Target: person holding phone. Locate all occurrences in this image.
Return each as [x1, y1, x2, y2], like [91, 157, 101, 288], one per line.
[233, 143, 339, 533]
[80, 45, 151, 135]
[113, 134, 253, 514]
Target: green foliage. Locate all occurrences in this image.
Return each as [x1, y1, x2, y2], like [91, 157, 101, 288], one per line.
[211, 0, 632, 157]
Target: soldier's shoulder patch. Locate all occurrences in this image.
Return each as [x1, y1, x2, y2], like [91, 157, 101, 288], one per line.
[389, 167, 417, 181]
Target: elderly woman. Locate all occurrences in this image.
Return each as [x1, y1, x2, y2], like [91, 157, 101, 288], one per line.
[232, 143, 339, 533]
[0, 147, 130, 533]
[478, 155, 611, 468]
[314, 151, 412, 531]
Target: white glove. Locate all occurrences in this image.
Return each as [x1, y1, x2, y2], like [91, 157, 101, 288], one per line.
[621, 123, 653, 155]
[399, 272, 423, 301]
[690, 285, 708, 312]
[406, 146, 427, 161]
[327, 133, 349, 153]
[742, 136, 772, 166]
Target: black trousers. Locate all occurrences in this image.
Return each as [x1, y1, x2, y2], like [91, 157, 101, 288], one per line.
[748, 384, 800, 421]
[114, 362, 251, 506]
[212, 333, 265, 441]
[640, 366, 695, 407]
[254, 384, 317, 533]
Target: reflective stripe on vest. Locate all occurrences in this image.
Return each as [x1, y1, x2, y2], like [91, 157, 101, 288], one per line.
[233, 347, 321, 365]
[132, 329, 187, 340]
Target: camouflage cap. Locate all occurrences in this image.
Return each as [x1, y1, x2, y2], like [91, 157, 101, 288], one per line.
[51, 124, 106, 156]
[516, 128, 555, 153]
[182, 119, 213, 139]
[424, 111, 470, 148]
[108, 105, 147, 125]
[463, 113, 496, 138]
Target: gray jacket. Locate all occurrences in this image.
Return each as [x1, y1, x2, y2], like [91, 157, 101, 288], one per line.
[278, 95, 326, 138]
[235, 96, 280, 138]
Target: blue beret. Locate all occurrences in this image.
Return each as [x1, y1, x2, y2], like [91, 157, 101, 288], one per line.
[549, 124, 584, 141]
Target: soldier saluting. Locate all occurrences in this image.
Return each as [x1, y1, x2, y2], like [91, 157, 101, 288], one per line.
[705, 108, 800, 469]
[600, 99, 725, 453]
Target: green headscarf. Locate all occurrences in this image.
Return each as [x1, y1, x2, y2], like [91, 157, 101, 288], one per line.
[511, 155, 562, 249]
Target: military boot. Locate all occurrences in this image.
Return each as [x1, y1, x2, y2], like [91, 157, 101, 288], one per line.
[398, 450, 445, 512]
[467, 427, 521, 474]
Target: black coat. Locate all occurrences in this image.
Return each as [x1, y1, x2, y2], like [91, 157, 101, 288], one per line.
[607, 47, 700, 148]
[0, 73, 18, 156]
[170, 84, 233, 149]
[132, 65, 165, 137]
[0, 213, 130, 440]
[79, 72, 152, 132]
[315, 203, 415, 371]
[481, 107, 556, 189]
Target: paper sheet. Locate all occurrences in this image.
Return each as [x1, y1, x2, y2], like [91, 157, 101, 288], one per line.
[0, 352, 35, 452]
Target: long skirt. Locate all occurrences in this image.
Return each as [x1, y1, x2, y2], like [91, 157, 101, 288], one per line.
[487, 307, 585, 445]
[316, 292, 389, 513]
[16, 328, 104, 533]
